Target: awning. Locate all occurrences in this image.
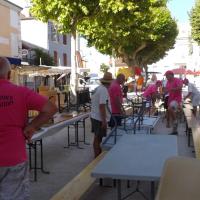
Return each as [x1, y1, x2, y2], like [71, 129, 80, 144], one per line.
[6, 57, 21, 65]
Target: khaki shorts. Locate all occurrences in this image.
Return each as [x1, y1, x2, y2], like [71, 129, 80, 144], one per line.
[169, 100, 178, 111]
[0, 161, 30, 200]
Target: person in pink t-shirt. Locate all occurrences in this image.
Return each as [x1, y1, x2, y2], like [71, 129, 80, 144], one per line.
[108, 73, 125, 127]
[142, 80, 162, 114]
[0, 57, 57, 200]
[143, 80, 162, 102]
[165, 70, 183, 135]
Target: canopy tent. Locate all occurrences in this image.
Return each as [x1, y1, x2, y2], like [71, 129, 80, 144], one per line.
[171, 68, 195, 75]
[7, 57, 21, 65]
[12, 65, 71, 77]
[171, 68, 186, 74]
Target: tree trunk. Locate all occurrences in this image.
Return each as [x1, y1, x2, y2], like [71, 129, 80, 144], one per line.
[70, 32, 78, 103]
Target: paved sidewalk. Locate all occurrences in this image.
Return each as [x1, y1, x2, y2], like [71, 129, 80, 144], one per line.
[30, 113, 194, 200]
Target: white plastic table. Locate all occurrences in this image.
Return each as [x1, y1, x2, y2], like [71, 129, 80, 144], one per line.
[30, 112, 90, 181]
[92, 133, 178, 200]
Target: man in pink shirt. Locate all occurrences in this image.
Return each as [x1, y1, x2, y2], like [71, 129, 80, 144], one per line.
[142, 80, 162, 114]
[0, 57, 57, 200]
[165, 70, 183, 135]
[143, 80, 162, 101]
[108, 73, 125, 127]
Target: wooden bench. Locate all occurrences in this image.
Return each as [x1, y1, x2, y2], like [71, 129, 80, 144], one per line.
[183, 103, 200, 158]
[156, 156, 200, 200]
[191, 127, 200, 159]
[183, 104, 199, 147]
[50, 151, 107, 200]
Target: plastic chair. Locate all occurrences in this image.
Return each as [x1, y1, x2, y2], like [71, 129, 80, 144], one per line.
[156, 156, 200, 200]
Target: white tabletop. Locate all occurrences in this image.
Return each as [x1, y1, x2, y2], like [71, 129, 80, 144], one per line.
[32, 112, 90, 141]
[92, 134, 177, 181]
[125, 115, 159, 129]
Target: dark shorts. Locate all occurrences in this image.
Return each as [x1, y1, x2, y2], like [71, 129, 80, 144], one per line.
[91, 118, 107, 137]
[108, 115, 122, 128]
[164, 96, 169, 109]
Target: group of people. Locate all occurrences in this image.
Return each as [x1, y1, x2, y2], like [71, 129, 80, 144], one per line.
[91, 72, 125, 158]
[90, 69, 200, 158]
[1, 56, 200, 200]
[142, 70, 200, 134]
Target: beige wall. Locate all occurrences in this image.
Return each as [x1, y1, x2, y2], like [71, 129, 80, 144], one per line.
[0, 2, 21, 57]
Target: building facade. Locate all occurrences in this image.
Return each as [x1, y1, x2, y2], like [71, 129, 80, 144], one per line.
[148, 22, 200, 78]
[21, 17, 71, 66]
[0, 0, 22, 58]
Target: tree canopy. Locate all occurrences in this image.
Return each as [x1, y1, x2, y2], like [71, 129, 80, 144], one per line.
[30, 0, 177, 68]
[190, 0, 200, 44]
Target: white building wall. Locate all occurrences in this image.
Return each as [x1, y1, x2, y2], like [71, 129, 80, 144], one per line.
[79, 37, 110, 75]
[48, 34, 71, 66]
[10, 8, 22, 57]
[21, 19, 48, 49]
[148, 22, 200, 78]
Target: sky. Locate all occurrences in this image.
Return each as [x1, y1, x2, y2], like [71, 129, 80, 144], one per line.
[167, 0, 195, 23]
[10, 0, 196, 23]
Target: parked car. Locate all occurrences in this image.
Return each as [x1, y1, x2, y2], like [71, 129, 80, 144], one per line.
[85, 77, 100, 93]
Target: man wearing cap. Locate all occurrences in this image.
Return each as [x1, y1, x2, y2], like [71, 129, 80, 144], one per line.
[108, 73, 126, 128]
[90, 72, 112, 158]
[165, 70, 183, 134]
[183, 78, 200, 116]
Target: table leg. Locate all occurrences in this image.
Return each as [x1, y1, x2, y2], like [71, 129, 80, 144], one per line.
[151, 181, 155, 200]
[117, 179, 122, 200]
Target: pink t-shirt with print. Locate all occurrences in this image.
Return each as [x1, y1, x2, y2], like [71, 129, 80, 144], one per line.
[0, 80, 47, 166]
[142, 84, 157, 99]
[166, 77, 182, 105]
[109, 80, 123, 114]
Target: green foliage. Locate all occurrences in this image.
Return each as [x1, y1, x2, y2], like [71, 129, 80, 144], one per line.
[136, 7, 178, 67]
[100, 63, 110, 73]
[33, 48, 55, 66]
[79, 0, 177, 67]
[190, 0, 200, 44]
[30, 0, 100, 35]
[30, 0, 177, 68]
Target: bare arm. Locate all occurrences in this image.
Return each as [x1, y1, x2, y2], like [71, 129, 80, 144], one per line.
[184, 92, 192, 100]
[99, 104, 107, 129]
[24, 100, 58, 142]
[115, 96, 125, 114]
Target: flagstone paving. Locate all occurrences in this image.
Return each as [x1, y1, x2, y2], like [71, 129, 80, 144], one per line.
[30, 112, 194, 200]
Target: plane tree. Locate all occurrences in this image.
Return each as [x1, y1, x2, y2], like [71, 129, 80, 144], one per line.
[190, 0, 200, 44]
[80, 1, 177, 68]
[30, 0, 100, 94]
[136, 7, 178, 69]
[30, 0, 174, 84]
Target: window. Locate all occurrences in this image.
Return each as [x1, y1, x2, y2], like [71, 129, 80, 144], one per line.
[63, 53, 67, 66]
[54, 51, 58, 65]
[50, 23, 59, 42]
[63, 35, 67, 45]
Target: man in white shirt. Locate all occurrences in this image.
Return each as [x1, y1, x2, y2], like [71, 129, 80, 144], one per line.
[91, 72, 112, 158]
[183, 78, 200, 116]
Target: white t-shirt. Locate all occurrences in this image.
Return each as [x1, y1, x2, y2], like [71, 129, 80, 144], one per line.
[188, 83, 200, 97]
[91, 85, 111, 122]
[188, 83, 200, 106]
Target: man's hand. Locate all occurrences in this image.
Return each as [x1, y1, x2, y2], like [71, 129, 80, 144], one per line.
[24, 125, 37, 143]
[101, 120, 107, 130]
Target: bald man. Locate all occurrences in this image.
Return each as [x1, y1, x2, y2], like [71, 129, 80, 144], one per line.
[0, 57, 57, 200]
[108, 73, 126, 127]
